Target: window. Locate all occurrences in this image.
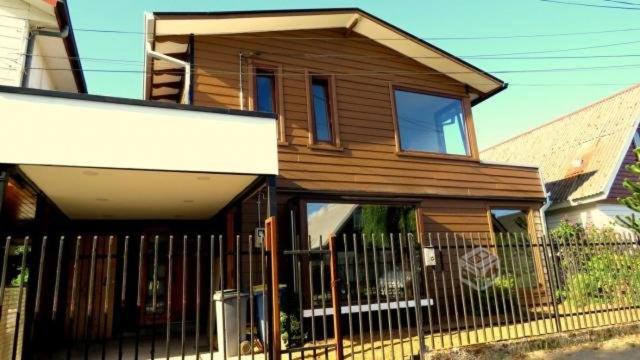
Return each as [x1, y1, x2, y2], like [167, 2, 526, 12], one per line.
[310, 77, 334, 144]
[255, 69, 276, 113]
[393, 89, 469, 156]
[490, 208, 539, 288]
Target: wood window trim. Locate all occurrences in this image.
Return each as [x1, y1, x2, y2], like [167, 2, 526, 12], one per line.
[247, 60, 288, 146]
[305, 70, 342, 151]
[389, 84, 480, 161]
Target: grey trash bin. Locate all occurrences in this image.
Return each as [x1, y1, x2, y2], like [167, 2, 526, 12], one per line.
[214, 290, 248, 357]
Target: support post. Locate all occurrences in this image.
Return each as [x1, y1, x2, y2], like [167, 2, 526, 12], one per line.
[265, 216, 280, 360]
[329, 235, 344, 360]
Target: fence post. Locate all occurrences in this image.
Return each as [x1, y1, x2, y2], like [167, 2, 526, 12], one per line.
[329, 235, 344, 360]
[265, 216, 281, 360]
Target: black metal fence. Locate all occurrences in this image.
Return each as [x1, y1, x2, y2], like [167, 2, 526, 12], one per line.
[1, 231, 640, 360]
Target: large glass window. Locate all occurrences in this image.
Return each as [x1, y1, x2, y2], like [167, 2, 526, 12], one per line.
[490, 209, 529, 234]
[310, 77, 333, 143]
[255, 69, 276, 113]
[394, 89, 469, 155]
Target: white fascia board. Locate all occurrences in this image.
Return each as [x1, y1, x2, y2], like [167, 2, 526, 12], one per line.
[0, 91, 278, 175]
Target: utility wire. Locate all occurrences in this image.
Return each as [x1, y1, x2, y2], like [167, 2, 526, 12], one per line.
[3, 6, 640, 40]
[4, 62, 640, 76]
[540, 0, 640, 10]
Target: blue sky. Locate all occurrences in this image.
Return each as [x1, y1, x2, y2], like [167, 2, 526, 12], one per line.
[67, 0, 640, 149]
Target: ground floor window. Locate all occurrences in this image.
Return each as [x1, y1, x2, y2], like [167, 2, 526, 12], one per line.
[490, 208, 539, 288]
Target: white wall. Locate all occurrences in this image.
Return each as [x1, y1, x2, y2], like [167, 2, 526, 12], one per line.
[546, 202, 637, 234]
[0, 91, 279, 175]
[25, 39, 54, 89]
[0, 0, 59, 88]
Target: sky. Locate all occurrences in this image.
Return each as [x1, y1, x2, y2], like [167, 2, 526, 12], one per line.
[67, 0, 640, 149]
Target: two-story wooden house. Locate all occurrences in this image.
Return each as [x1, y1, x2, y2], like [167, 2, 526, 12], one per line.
[0, 8, 547, 360]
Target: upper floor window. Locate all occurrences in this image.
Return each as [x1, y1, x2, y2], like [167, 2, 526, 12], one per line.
[255, 68, 276, 113]
[310, 77, 334, 143]
[393, 89, 469, 156]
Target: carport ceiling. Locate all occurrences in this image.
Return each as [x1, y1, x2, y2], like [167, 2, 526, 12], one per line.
[20, 165, 257, 220]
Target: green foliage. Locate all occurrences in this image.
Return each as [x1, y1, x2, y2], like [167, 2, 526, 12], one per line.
[10, 266, 28, 286]
[617, 148, 640, 234]
[360, 205, 416, 246]
[361, 205, 389, 237]
[549, 220, 584, 243]
[280, 311, 303, 348]
[472, 274, 518, 315]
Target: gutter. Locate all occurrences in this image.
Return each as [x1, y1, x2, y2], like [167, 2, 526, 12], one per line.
[471, 82, 509, 107]
[53, 0, 87, 93]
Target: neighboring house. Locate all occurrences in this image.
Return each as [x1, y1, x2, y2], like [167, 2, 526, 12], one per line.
[0, 0, 85, 91]
[481, 84, 640, 234]
[0, 7, 548, 359]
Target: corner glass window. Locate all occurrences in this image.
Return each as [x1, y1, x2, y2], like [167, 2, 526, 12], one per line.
[394, 89, 469, 155]
[255, 69, 276, 113]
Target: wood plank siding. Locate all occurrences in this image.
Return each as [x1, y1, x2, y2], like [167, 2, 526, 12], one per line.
[189, 28, 544, 201]
[608, 142, 637, 200]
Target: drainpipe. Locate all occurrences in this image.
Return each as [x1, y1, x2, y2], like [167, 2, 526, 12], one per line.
[539, 172, 552, 236]
[21, 25, 69, 88]
[145, 41, 191, 104]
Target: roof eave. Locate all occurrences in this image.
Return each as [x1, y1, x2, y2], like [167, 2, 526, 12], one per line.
[54, 0, 87, 93]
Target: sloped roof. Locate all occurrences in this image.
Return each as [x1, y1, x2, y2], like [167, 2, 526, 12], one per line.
[481, 84, 640, 208]
[144, 8, 506, 103]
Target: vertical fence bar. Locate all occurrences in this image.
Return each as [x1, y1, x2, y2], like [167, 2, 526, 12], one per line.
[493, 234, 511, 340]
[389, 233, 405, 358]
[539, 235, 562, 333]
[467, 233, 487, 343]
[319, 236, 329, 360]
[196, 235, 201, 360]
[135, 235, 145, 360]
[0, 236, 10, 324]
[398, 233, 414, 356]
[329, 235, 344, 360]
[209, 235, 215, 360]
[370, 235, 385, 359]
[475, 233, 495, 342]
[10, 236, 29, 360]
[521, 233, 541, 335]
[34, 235, 48, 319]
[504, 233, 524, 337]
[568, 233, 587, 330]
[418, 233, 435, 351]
[220, 235, 227, 360]
[342, 235, 355, 359]
[361, 234, 375, 358]
[548, 235, 568, 332]
[380, 234, 396, 358]
[497, 234, 516, 339]
[236, 235, 241, 360]
[352, 234, 365, 360]
[531, 237, 551, 336]
[296, 234, 305, 360]
[460, 234, 478, 345]
[428, 233, 444, 348]
[408, 234, 426, 360]
[151, 235, 159, 360]
[165, 236, 174, 360]
[435, 233, 452, 348]
[118, 235, 129, 360]
[52, 236, 65, 321]
[182, 235, 188, 360]
[101, 235, 114, 360]
[83, 236, 98, 360]
[444, 233, 462, 346]
[248, 234, 254, 360]
[484, 233, 503, 341]
[451, 234, 471, 345]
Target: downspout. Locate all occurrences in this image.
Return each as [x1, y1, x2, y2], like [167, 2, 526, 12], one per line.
[239, 52, 244, 110]
[145, 41, 191, 104]
[539, 172, 552, 236]
[21, 26, 69, 88]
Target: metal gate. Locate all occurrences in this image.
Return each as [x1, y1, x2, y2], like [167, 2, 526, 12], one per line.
[281, 233, 428, 360]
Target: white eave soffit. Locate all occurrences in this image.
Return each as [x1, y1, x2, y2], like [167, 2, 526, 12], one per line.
[151, 11, 502, 94]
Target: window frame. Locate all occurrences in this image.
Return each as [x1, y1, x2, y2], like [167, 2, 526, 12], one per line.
[248, 60, 287, 145]
[306, 71, 342, 151]
[390, 84, 479, 160]
[486, 204, 545, 289]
